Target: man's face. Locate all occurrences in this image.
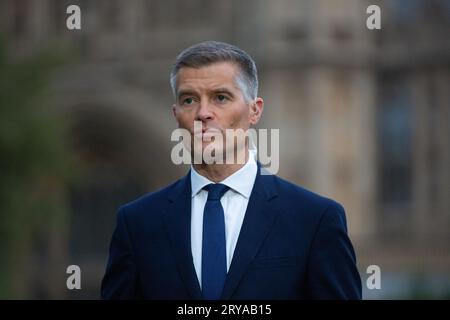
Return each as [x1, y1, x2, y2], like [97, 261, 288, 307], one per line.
[172, 61, 263, 161]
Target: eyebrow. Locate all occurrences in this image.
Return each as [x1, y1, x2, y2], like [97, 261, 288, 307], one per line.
[212, 88, 235, 96]
[177, 88, 235, 100]
[176, 90, 199, 102]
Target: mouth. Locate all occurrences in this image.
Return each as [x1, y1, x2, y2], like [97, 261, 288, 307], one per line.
[202, 128, 221, 134]
[194, 128, 222, 141]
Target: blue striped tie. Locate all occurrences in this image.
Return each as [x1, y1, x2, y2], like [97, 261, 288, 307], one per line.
[201, 183, 230, 300]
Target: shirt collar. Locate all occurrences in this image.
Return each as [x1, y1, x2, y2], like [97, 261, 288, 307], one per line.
[190, 149, 258, 199]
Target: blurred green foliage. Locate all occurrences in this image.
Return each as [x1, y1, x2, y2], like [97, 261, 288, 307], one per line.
[0, 36, 73, 298]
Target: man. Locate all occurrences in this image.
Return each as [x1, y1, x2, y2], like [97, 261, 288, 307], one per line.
[101, 41, 362, 300]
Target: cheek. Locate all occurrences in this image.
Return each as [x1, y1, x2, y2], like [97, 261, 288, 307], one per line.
[176, 110, 194, 128]
[229, 107, 250, 127]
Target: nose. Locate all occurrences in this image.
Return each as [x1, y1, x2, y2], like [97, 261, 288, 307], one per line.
[195, 99, 214, 122]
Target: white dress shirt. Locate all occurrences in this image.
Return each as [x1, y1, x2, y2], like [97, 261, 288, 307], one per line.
[190, 150, 258, 288]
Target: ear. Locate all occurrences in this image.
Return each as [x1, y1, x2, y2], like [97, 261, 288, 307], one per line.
[172, 104, 177, 120]
[249, 97, 264, 125]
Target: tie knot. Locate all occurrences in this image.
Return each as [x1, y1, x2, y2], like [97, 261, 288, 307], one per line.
[203, 183, 230, 201]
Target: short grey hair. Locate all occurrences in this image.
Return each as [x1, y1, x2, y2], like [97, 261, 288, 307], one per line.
[170, 41, 258, 102]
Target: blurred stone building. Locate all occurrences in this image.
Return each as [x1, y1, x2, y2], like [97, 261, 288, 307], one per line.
[1, 0, 449, 298]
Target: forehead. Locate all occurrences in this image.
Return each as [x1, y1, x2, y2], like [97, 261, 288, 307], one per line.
[176, 61, 240, 92]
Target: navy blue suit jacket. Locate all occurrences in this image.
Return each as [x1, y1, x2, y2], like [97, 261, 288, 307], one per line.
[101, 166, 362, 299]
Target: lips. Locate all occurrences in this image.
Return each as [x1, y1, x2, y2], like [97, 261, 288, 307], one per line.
[202, 129, 221, 134]
[194, 128, 222, 140]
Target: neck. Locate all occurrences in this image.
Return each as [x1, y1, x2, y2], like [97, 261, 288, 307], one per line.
[193, 148, 249, 183]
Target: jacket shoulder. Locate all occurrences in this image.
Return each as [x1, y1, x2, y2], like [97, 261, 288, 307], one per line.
[272, 174, 346, 218]
[118, 177, 184, 218]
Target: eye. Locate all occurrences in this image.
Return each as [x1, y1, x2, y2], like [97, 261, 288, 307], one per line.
[216, 94, 228, 102]
[182, 97, 194, 105]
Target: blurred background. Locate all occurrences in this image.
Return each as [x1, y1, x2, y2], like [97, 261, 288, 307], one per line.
[0, 0, 449, 299]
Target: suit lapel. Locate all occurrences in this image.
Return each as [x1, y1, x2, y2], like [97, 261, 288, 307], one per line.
[221, 166, 280, 299]
[163, 165, 281, 300]
[163, 172, 202, 299]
